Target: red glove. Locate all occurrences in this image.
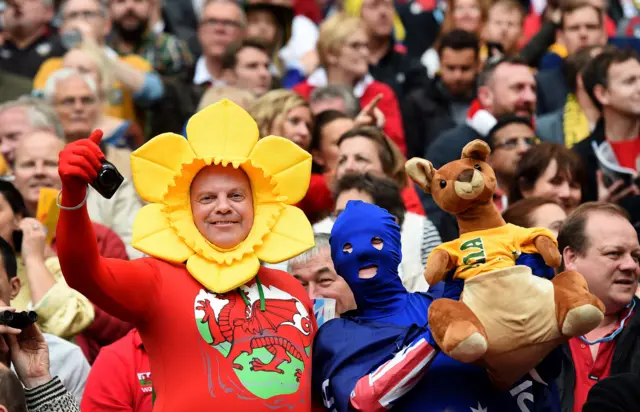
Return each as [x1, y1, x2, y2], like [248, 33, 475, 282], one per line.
[58, 130, 105, 207]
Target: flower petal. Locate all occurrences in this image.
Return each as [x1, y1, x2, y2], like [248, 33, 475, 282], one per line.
[249, 136, 312, 204]
[256, 205, 314, 264]
[132, 203, 195, 262]
[187, 254, 260, 293]
[186, 99, 259, 163]
[131, 133, 196, 203]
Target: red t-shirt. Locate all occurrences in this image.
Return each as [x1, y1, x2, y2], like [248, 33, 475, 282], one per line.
[609, 138, 640, 171]
[82, 329, 152, 412]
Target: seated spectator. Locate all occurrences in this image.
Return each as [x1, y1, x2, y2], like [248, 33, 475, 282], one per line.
[502, 197, 567, 237]
[0, 0, 65, 79]
[62, 41, 146, 149]
[482, 0, 525, 58]
[33, 0, 164, 125]
[309, 110, 355, 174]
[249, 88, 312, 150]
[509, 142, 586, 213]
[43, 68, 134, 179]
[0, 178, 94, 340]
[537, 0, 607, 115]
[557, 202, 640, 412]
[308, 84, 360, 117]
[575, 47, 640, 227]
[197, 86, 257, 112]
[421, 0, 490, 77]
[536, 45, 605, 147]
[403, 30, 480, 159]
[337, 126, 425, 215]
[107, 0, 193, 76]
[486, 115, 538, 211]
[11, 129, 143, 259]
[81, 329, 152, 412]
[293, 13, 406, 154]
[220, 39, 273, 97]
[288, 233, 356, 316]
[0, 97, 65, 169]
[358, 0, 428, 103]
[0, 236, 90, 402]
[313, 173, 441, 292]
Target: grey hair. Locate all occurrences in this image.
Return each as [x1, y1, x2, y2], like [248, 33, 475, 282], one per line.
[43, 68, 98, 103]
[60, 0, 109, 18]
[202, 0, 247, 27]
[0, 96, 65, 139]
[287, 233, 332, 272]
[310, 85, 360, 118]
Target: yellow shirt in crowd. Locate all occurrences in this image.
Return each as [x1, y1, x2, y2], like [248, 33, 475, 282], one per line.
[433, 224, 557, 280]
[13, 256, 95, 339]
[33, 54, 152, 124]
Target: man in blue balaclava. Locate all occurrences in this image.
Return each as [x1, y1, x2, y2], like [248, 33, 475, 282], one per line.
[313, 201, 561, 412]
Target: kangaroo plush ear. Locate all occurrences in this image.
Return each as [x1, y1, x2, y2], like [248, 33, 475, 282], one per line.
[406, 158, 435, 193]
[461, 140, 491, 161]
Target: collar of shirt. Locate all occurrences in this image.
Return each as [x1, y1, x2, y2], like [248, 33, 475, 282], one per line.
[306, 68, 374, 98]
[3, 27, 53, 51]
[193, 55, 217, 85]
[133, 329, 145, 349]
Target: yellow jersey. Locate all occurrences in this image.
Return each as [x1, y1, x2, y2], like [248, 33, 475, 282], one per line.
[433, 224, 557, 280]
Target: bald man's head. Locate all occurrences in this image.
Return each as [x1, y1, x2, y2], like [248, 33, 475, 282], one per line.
[13, 132, 64, 214]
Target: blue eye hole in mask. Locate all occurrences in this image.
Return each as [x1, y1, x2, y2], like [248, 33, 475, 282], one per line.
[330, 201, 406, 314]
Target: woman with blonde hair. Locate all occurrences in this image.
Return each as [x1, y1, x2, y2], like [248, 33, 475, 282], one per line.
[62, 41, 144, 149]
[249, 89, 313, 150]
[293, 13, 406, 155]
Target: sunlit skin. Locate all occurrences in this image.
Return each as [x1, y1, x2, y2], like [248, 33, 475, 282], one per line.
[190, 164, 255, 250]
[336, 137, 384, 180]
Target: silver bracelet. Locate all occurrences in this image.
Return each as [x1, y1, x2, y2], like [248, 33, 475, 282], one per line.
[56, 190, 89, 211]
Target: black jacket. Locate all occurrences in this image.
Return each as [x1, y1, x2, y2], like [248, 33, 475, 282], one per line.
[401, 76, 473, 160]
[557, 296, 640, 412]
[369, 39, 428, 103]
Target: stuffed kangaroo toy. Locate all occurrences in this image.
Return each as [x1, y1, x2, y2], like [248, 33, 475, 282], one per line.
[406, 140, 605, 389]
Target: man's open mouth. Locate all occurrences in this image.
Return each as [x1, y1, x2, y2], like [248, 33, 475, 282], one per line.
[358, 264, 378, 279]
[210, 221, 239, 226]
[613, 278, 635, 285]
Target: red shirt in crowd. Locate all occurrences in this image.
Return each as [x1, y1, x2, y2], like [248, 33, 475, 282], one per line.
[293, 79, 407, 155]
[82, 329, 152, 412]
[569, 305, 634, 412]
[608, 138, 640, 171]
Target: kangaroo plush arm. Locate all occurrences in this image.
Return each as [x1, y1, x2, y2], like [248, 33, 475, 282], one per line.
[425, 249, 453, 286]
[533, 236, 562, 268]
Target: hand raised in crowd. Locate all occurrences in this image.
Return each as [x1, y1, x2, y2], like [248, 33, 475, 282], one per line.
[58, 130, 105, 194]
[355, 94, 386, 128]
[18, 218, 48, 263]
[596, 170, 640, 204]
[7, 321, 51, 389]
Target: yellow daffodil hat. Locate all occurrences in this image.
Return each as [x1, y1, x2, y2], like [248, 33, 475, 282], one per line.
[129, 99, 315, 293]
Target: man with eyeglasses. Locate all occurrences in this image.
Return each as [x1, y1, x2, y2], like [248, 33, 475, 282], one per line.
[32, 0, 165, 126]
[486, 115, 537, 212]
[0, 0, 66, 79]
[194, 0, 246, 87]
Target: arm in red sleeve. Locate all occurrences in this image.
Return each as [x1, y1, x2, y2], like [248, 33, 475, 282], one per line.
[350, 334, 438, 411]
[56, 195, 161, 325]
[92, 222, 130, 260]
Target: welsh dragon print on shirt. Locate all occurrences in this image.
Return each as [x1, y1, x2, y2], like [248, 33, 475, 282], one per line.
[194, 282, 314, 407]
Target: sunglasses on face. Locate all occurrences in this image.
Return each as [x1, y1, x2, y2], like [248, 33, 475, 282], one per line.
[493, 136, 538, 150]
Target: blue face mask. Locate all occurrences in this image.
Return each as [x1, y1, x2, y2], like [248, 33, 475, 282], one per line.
[330, 201, 407, 319]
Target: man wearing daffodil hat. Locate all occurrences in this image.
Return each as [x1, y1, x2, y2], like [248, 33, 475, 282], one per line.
[55, 100, 317, 411]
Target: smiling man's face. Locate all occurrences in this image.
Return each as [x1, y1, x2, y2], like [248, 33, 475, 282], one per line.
[190, 164, 254, 250]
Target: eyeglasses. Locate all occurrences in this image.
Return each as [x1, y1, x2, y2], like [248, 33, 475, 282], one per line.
[64, 10, 102, 20]
[200, 18, 243, 30]
[493, 136, 538, 150]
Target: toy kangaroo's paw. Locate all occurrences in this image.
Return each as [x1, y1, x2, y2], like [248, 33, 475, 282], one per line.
[446, 325, 489, 363]
[534, 236, 562, 268]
